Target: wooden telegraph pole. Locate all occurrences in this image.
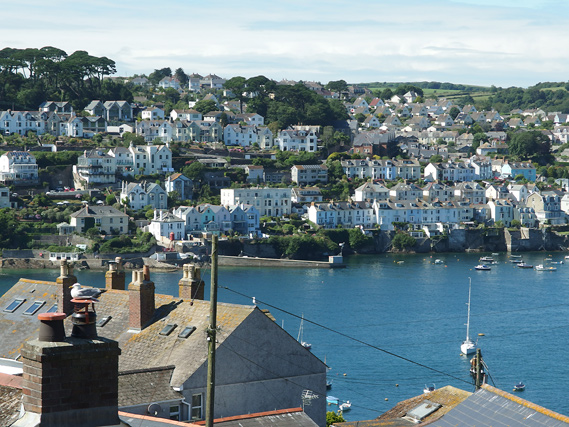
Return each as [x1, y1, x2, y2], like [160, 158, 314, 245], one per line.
[475, 348, 482, 390]
[206, 235, 218, 427]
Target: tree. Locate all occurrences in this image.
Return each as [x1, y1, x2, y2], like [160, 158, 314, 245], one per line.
[326, 411, 345, 427]
[193, 99, 218, 115]
[392, 232, 416, 250]
[325, 79, 348, 93]
[174, 68, 188, 86]
[224, 76, 247, 113]
[508, 130, 551, 160]
[449, 106, 460, 120]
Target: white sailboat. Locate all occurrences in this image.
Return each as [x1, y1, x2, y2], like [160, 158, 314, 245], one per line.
[461, 277, 476, 356]
[298, 314, 312, 350]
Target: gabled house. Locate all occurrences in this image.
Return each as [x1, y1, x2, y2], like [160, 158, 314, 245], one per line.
[148, 209, 186, 240]
[70, 205, 129, 234]
[353, 182, 390, 202]
[159, 76, 181, 90]
[291, 187, 324, 203]
[526, 191, 566, 225]
[453, 182, 486, 204]
[103, 101, 133, 122]
[0, 263, 326, 425]
[141, 107, 165, 121]
[170, 109, 202, 121]
[165, 173, 194, 200]
[227, 203, 261, 236]
[120, 181, 168, 210]
[389, 181, 423, 201]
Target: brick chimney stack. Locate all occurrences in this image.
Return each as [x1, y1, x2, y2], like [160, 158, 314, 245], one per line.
[56, 260, 77, 315]
[179, 264, 205, 300]
[14, 314, 122, 427]
[128, 268, 155, 331]
[105, 257, 125, 290]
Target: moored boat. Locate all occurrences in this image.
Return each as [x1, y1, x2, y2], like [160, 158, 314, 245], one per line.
[513, 382, 525, 392]
[423, 384, 436, 393]
[479, 256, 494, 262]
[339, 401, 352, 412]
[535, 264, 557, 271]
[461, 278, 476, 355]
[517, 262, 533, 269]
[475, 264, 491, 271]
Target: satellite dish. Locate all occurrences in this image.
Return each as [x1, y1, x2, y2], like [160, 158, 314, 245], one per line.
[147, 403, 162, 416]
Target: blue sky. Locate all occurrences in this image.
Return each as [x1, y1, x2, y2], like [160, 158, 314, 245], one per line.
[3, 0, 568, 87]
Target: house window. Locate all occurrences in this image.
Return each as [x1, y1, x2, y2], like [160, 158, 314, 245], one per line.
[191, 394, 203, 420]
[170, 405, 180, 421]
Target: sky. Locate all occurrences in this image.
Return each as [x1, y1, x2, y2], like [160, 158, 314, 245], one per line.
[3, 0, 569, 88]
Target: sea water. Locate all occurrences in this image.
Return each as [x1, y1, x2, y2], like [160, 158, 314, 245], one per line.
[1, 251, 568, 421]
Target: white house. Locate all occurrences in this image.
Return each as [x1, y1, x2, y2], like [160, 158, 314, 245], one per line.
[141, 107, 165, 121]
[291, 164, 328, 185]
[275, 129, 317, 152]
[221, 187, 291, 217]
[0, 151, 39, 185]
[120, 181, 168, 211]
[149, 209, 185, 241]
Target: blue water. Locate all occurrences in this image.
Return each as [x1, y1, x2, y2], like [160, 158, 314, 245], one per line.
[1, 252, 569, 421]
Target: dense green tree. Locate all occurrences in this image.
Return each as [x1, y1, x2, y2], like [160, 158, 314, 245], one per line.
[193, 99, 218, 115]
[224, 76, 247, 113]
[174, 68, 188, 86]
[148, 67, 171, 85]
[325, 79, 348, 93]
[508, 130, 551, 160]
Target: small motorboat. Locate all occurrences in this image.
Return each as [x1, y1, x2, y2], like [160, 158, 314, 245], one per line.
[551, 261, 563, 265]
[492, 253, 499, 256]
[339, 401, 352, 412]
[535, 264, 557, 271]
[479, 256, 494, 262]
[434, 259, 444, 265]
[326, 379, 332, 390]
[423, 384, 436, 394]
[517, 262, 533, 269]
[326, 396, 339, 405]
[510, 259, 523, 264]
[475, 264, 491, 271]
[510, 254, 523, 258]
[513, 382, 525, 392]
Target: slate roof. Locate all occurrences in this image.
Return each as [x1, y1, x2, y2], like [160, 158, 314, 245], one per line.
[431, 384, 569, 426]
[118, 366, 182, 407]
[336, 385, 470, 427]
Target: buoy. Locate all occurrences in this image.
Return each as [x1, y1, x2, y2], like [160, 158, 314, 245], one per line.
[343, 373, 347, 376]
[385, 398, 389, 401]
[395, 384, 399, 387]
[478, 333, 485, 336]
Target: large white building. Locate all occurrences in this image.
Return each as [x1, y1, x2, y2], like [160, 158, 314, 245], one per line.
[221, 187, 292, 217]
[0, 151, 39, 185]
[275, 129, 317, 152]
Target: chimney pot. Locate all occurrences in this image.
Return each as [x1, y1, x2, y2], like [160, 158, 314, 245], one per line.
[37, 312, 66, 342]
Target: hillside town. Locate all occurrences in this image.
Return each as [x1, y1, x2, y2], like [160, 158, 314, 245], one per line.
[4, 49, 569, 427]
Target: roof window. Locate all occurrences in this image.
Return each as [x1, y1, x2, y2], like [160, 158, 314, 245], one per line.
[23, 301, 45, 315]
[160, 324, 178, 336]
[4, 298, 25, 313]
[178, 326, 197, 339]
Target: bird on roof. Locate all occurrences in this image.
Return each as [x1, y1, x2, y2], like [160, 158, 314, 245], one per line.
[69, 283, 106, 301]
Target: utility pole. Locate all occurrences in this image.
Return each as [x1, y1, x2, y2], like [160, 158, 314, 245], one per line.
[475, 348, 482, 390]
[206, 234, 218, 427]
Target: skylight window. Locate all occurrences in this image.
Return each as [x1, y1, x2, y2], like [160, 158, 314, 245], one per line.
[46, 304, 58, 313]
[23, 301, 45, 315]
[4, 298, 25, 313]
[160, 324, 177, 336]
[178, 326, 196, 339]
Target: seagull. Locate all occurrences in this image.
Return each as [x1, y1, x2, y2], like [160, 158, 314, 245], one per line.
[69, 283, 106, 301]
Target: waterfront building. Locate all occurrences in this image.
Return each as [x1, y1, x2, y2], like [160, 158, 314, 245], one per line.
[221, 187, 292, 217]
[307, 200, 375, 229]
[70, 205, 129, 234]
[165, 173, 194, 200]
[488, 199, 515, 226]
[120, 181, 168, 211]
[526, 191, 566, 225]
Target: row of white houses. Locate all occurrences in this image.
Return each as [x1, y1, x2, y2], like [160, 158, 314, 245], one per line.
[308, 189, 568, 231]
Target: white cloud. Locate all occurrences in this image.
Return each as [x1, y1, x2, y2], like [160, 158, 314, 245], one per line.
[1, 0, 568, 87]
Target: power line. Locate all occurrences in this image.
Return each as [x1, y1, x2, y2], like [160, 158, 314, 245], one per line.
[221, 286, 473, 386]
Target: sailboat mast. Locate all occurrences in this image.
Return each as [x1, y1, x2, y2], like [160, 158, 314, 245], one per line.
[465, 277, 472, 341]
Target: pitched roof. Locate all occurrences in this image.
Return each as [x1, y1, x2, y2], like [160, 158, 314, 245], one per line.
[432, 384, 569, 426]
[118, 366, 182, 407]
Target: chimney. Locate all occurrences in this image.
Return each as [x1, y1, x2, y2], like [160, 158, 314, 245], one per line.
[179, 264, 205, 300]
[128, 268, 155, 331]
[105, 257, 125, 290]
[14, 314, 121, 427]
[56, 260, 77, 315]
